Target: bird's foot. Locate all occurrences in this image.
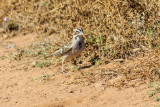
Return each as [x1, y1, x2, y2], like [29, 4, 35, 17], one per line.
[60, 70, 67, 74]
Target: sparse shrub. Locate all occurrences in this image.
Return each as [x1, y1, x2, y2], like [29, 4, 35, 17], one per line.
[1, 0, 159, 60]
[1, 0, 160, 86]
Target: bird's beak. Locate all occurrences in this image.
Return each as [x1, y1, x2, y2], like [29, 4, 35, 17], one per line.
[73, 29, 77, 32]
[72, 32, 77, 36]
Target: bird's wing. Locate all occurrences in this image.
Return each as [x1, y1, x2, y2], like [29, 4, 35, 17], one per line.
[45, 40, 73, 58]
[54, 41, 73, 56]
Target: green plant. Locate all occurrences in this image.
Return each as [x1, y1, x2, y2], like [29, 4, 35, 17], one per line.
[31, 74, 51, 82]
[155, 97, 160, 101]
[148, 91, 155, 97]
[5, 20, 19, 31]
[35, 61, 51, 68]
[69, 66, 80, 71]
[147, 81, 160, 104]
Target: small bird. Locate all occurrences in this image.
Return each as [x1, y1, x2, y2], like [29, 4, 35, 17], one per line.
[46, 28, 85, 72]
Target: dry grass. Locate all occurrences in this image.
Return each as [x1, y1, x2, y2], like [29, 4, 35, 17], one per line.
[0, 0, 160, 85]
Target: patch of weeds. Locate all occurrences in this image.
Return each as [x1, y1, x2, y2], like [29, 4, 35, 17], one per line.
[87, 33, 98, 44]
[157, 45, 160, 54]
[40, 51, 48, 57]
[34, 50, 48, 57]
[89, 56, 101, 65]
[5, 20, 19, 31]
[0, 55, 7, 60]
[31, 77, 39, 82]
[9, 42, 56, 60]
[96, 59, 101, 65]
[154, 97, 160, 101]
[40, 74, 51, 82]
[51, 57, 61, 64]
[87, 33, 106, 57]
[157, 45, 160, 49]
[31, 74, 52, 82]
[35, 61, 51, 68]
[147, 81, 160, 101]
[157, 22, 160, 27]
[146, 27, 155, 49]
[148, 91, 155, 97]
[24, 50, 31, 55]
[110, 36, 115, 42]
[69, 66, 80, 72]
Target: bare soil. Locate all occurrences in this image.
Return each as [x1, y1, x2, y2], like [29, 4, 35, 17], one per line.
[0, 34, 159, 107]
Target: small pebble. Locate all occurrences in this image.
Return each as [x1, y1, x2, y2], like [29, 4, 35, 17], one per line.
[30, 62, 36, 67]
[68, 90, 74, 93]
[0, 28, 5, 33]
[114, 59, 124, 62]
[6, 44, 16, 49]
[44, 38, 50, 43]
[3, 34, 8, 39]
[102, 86, 106, 91]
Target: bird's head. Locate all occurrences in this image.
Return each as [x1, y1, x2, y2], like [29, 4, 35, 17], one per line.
[73, 28, 83, 36]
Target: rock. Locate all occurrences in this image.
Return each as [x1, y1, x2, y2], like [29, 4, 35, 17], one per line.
[68, 90, 74, 93]
[114, 59, 124, 62]
[6, 44, 16, 49]
[0, 28, 5, 33]
[3, 34, 8, 39]
[132, 48, 141, 52]
[102, 86, 106, 91]
[44, 38, 50, 43]
[30, 62, 36, 68]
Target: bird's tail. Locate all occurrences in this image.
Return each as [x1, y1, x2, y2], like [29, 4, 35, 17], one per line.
[45, 50, 61, 58]
[45, 53, 55, 58]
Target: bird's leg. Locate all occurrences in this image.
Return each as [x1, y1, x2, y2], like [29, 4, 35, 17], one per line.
[62, 61, 64, 72]
[60, 56, 66, 73]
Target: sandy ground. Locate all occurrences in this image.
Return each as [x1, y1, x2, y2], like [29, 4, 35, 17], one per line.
[0, 34, 159, 107]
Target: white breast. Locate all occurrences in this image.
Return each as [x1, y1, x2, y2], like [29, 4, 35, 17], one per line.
[64, 36, 85, 60]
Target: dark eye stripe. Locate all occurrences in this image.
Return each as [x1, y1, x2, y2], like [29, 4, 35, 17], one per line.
[77, 28, 83, 32]
[75, 28, 83, 34]
[81, 28, 83, 32]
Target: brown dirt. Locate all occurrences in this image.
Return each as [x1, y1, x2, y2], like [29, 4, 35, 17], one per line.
[0, 34, 159, 107]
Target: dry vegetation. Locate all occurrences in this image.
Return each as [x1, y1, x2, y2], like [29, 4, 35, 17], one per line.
[0, 0, 160, 92]
[0, 0, 160, 106]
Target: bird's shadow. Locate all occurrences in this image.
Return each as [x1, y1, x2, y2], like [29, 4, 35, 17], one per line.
[79, 65, 92, 70]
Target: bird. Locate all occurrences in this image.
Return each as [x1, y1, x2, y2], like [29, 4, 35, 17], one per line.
[46, 28, 85, 73]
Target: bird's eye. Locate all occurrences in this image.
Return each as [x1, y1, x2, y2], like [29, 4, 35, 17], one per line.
[75, 36, 78, 39]
[81, 28, 83, 32]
